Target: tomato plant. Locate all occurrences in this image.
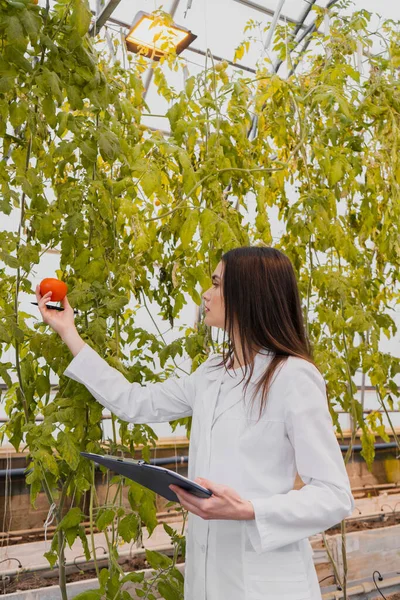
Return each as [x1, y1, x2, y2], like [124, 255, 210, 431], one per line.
[0, 2, 399, 599]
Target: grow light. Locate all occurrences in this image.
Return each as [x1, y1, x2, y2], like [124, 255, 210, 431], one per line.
[125, 11, 197, 61]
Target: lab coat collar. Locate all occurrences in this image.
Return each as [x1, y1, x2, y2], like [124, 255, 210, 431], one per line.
[202, 348, 274, 427]
[203, 348, 274, 380]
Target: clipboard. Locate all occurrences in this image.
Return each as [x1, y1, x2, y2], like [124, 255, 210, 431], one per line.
[80, 452, 212, 503]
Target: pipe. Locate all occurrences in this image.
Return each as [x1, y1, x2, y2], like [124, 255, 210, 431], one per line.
[338, 442, 399, 452]
[0, 510, 178, 541]
[3, 440, 400, 479]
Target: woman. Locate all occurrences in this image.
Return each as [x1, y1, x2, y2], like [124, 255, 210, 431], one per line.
[36, 246, 354, 600]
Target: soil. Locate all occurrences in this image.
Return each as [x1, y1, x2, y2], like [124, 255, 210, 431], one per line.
[326, 512, 400, 534]
[1, 555, 185, 595]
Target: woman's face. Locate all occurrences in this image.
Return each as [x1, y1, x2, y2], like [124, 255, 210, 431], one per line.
[202, 261, 226, 329]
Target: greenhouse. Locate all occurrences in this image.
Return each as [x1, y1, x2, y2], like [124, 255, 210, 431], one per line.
[1, 0, 400, 598]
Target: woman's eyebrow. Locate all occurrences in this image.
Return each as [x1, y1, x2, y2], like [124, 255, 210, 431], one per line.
[211, 275, 220, 281]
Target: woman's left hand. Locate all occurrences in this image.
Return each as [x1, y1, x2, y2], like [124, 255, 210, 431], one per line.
[169, 478, 255, 521]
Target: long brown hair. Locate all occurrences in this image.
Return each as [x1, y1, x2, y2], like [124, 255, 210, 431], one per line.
[210, 246, 319, 420]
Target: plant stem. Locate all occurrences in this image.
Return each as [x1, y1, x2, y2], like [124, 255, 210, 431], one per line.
[14, 134, 32, 424]
[90, 463, 100, 579]
[322, 531, 343, 590]
[57, 528, 68, 600]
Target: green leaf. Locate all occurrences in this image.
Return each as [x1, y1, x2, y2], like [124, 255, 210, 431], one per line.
[57, 507, 82, 531]
[71, 0, 92, 37]
[36, 374, 50, 398]
[32, 448, 59, 476]
[0, 76, 15, 93]
[105, 295, 129, 311]
[99, 568, 109, 589]
[121, 572, 145, 584]
[9, 101, 27, 128]
[1, 251, 19, 269]
[10, 322, 24, 342]
[78, 525, 91, 560]
[8, 412, 24, 452]
[42, 96, 57, 128]
[157, 580, 181, 600]
[139, 493, 157, 536]
[360, 430, 375, 472]
[57, 431, 80, 470]
[118, 513, 140, 543]
[329, 159, 343, 186]
[0, 324, 12, 344]
[80, 138, 97, 162]
[4, 15, 25, 47]
[65, 526, 79, 548]
[98, 130, 120, 162]
[44, 550, 58, 568]
[199, 209, 217, 245]
[19, 8, 40, 44]
[73, 591, 103, 600]
[179, 210, 198, 249]
[185, 76, 195, 99]
[67, 85, 84, 109]
[96, 508, 115, 531]
[141, 169, 159, 197]
[146, 549, 172, 570]
[4, 46, 32, 72]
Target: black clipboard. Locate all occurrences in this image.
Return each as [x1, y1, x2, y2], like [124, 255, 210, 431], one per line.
[80, 452, 212, 503]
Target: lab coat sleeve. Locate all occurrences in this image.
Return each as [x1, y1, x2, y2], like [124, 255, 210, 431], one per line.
[63, 343, 203, 423]
[245, 360, 355, 553]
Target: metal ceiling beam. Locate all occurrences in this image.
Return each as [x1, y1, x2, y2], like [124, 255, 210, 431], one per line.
[287, 0, 341, 77]
[272, 0, 318, 73]
[89, 0, 122, 37]
[232, 0, 305, 28]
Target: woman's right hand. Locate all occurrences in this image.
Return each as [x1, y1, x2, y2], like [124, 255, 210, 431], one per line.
[35, 285, 85, 356]
[35, 285, 74, 337]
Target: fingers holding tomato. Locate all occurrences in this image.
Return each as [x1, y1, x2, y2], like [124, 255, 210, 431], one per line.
[35, 279, 75, 337]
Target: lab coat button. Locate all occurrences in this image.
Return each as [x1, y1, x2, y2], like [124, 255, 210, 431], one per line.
[201, 545, 206, 553]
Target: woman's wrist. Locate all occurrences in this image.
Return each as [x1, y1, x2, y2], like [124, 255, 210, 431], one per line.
[241, 499, 255, 520]
[61, 327, 85, 357]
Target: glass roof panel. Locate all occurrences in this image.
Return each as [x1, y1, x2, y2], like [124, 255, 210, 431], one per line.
[88, 0, 400, 128]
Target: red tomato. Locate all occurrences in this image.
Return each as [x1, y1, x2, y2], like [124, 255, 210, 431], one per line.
[40, 278, 68, 302]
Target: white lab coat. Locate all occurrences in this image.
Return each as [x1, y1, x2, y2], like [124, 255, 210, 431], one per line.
[64, 345, 355, 600]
